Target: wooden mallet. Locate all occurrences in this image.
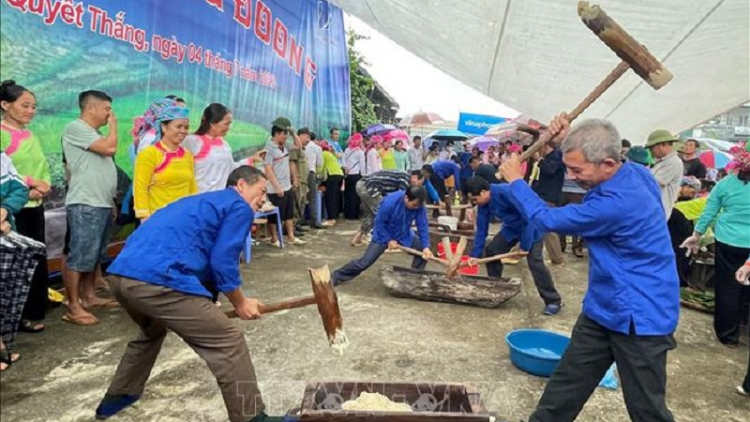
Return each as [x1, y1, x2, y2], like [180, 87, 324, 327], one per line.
[512, 1, 674, 165]
[226, 265, 348, 355]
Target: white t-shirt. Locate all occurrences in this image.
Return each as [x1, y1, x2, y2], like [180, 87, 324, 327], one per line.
[183, 134, 235, 193]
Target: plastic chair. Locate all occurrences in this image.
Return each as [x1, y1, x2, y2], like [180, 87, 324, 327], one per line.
[244, 207, 283, 263]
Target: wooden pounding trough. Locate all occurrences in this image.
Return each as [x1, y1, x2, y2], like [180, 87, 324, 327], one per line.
[379, 266, 522, 309]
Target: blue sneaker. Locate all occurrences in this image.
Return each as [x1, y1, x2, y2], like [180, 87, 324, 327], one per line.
[543, 303, 562, 316]
[95, 394, 140, 420]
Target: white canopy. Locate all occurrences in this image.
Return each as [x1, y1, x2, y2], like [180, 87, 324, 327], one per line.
[332, 0, 750, 143]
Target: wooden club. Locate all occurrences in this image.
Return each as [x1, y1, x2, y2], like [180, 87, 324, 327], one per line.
[226, 265, 348, 354]
[512, 1, 674, 165]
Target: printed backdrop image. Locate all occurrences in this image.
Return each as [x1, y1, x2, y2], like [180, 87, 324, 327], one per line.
[0, 0, 352, 260]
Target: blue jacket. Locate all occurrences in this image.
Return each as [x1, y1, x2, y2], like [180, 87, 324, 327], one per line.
[471, 184, 542, 257]
[108, 189, 253, 299]
[432, 161, 462, 191]
[509, 163, 679, 336]
[459, 152, 475, 182]
[372, 190, 430, 247]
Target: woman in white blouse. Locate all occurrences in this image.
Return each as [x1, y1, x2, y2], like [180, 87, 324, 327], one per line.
[365, 135, 382, 176]
[182, 103, 235, 193]
[343, 133, 366, 219]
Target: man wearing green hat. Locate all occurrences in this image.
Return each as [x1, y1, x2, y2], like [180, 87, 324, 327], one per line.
[646, 129, 684, 219]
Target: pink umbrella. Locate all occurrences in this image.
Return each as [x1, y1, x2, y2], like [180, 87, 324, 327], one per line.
[399, 112, 445, 127]
[383, 129, 412, 147]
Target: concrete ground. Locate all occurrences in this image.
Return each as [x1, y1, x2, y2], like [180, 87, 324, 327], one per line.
[1, 221, 748, 421]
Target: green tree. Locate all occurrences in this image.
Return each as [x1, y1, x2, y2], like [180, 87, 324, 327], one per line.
[348, 30, 378, 132]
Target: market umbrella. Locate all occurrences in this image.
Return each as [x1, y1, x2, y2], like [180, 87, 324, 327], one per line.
[699, 149, 732, 169]
[426, 129, 468, 141]
[362, 123, 397, 137]
[468, 135, 498, 152]
[382, 129, 412, 147]
[399, 112, 445, 127]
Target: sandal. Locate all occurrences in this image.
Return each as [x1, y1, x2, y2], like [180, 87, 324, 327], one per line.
[0, 347, 21, 372]
[62, 313, 100, 326]
[19, 319, 45, 333]
[83, 298, 120, 310]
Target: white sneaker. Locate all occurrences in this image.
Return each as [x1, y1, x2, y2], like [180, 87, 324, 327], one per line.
[736, 386, 749, 397]
[270, 240, 281, 248]
[290, 238, 306, 245]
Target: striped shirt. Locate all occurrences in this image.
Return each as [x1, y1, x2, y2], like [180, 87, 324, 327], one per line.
[362, 170, 411, 198]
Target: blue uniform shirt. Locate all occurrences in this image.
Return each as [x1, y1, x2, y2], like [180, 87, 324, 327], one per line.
[432, 161, 462, 191]
[108, 189, 253, 299]
[471, 184, 542, 258]
[509, 163, 680, 336]
[372, 190, 430, 247]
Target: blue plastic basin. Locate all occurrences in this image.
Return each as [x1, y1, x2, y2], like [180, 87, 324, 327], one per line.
[505, 329, 570, 377]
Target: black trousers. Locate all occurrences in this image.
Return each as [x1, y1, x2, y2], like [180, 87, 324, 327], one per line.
[529, 314, 676, 422]
[485, 234, 561, 305]
[343, 174, 362, 220]
[332, 238, 427, 286]
[744, 325, 750, 392]
[15, 206, 48, 321]
[714, 240, 750, 345]
[667, 209, 694, 287]
[324, 175, 344, 221]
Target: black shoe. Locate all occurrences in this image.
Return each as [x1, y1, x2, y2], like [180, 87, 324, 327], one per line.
[311, 224, 326, 229]
[294, 230, 305, 237]
[95, 394, 141, 420]
[299, 220, 311, 226]
[295, 225, 308, 232]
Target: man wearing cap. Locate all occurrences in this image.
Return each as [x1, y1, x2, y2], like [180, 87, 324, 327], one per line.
[646, 129, 684, 219]
[681, 138, 707, 179]
[264, 117, 304, 246]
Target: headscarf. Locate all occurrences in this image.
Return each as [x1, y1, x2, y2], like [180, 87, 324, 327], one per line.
[151, 105, 190, 141]
[508, 144, 522, 154]
[131, 98, 178, 148]
[320, 140, 333, 152]
[348, 133, 363, 149]
[726, 142, 750, 174]
[370, 135, 383, 149]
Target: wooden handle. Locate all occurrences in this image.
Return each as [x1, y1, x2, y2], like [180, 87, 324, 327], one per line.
[520, 60, 630, 163]
[225, 296, 318, 319]
[398, 245, 449, 266]
[471, 251, 528, 266]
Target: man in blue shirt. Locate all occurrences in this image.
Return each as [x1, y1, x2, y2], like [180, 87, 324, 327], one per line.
[464, 177, 562, 315]
[422, 161, 461, 200]
[332, 186, 434, 286]
[96, 166, 285, 422]
[350, 170, 440, 246]
[500, 115, 679, 422]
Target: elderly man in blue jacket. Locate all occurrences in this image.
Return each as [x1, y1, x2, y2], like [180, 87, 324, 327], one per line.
[464, 176, 562, 315]
[331, 186, 434, 286]
[501, 115, 679, 422]
[95, 166, 286, 422]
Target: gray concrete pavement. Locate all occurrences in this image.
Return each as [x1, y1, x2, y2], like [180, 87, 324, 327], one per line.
[1, 221, 748, 421]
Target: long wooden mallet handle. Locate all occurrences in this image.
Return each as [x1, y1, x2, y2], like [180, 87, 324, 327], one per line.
[398, 245, 450, 266]
[469, 251, 529, 266]
[519, 60, 630, 163]
[225, 296, 318, 318]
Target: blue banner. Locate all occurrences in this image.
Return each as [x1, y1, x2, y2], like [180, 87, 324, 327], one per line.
[457, 112, 506, 135]
[1, 0, 351, 259]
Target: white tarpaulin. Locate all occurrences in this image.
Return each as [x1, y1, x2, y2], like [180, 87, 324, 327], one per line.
[331, 0, 750, 143]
